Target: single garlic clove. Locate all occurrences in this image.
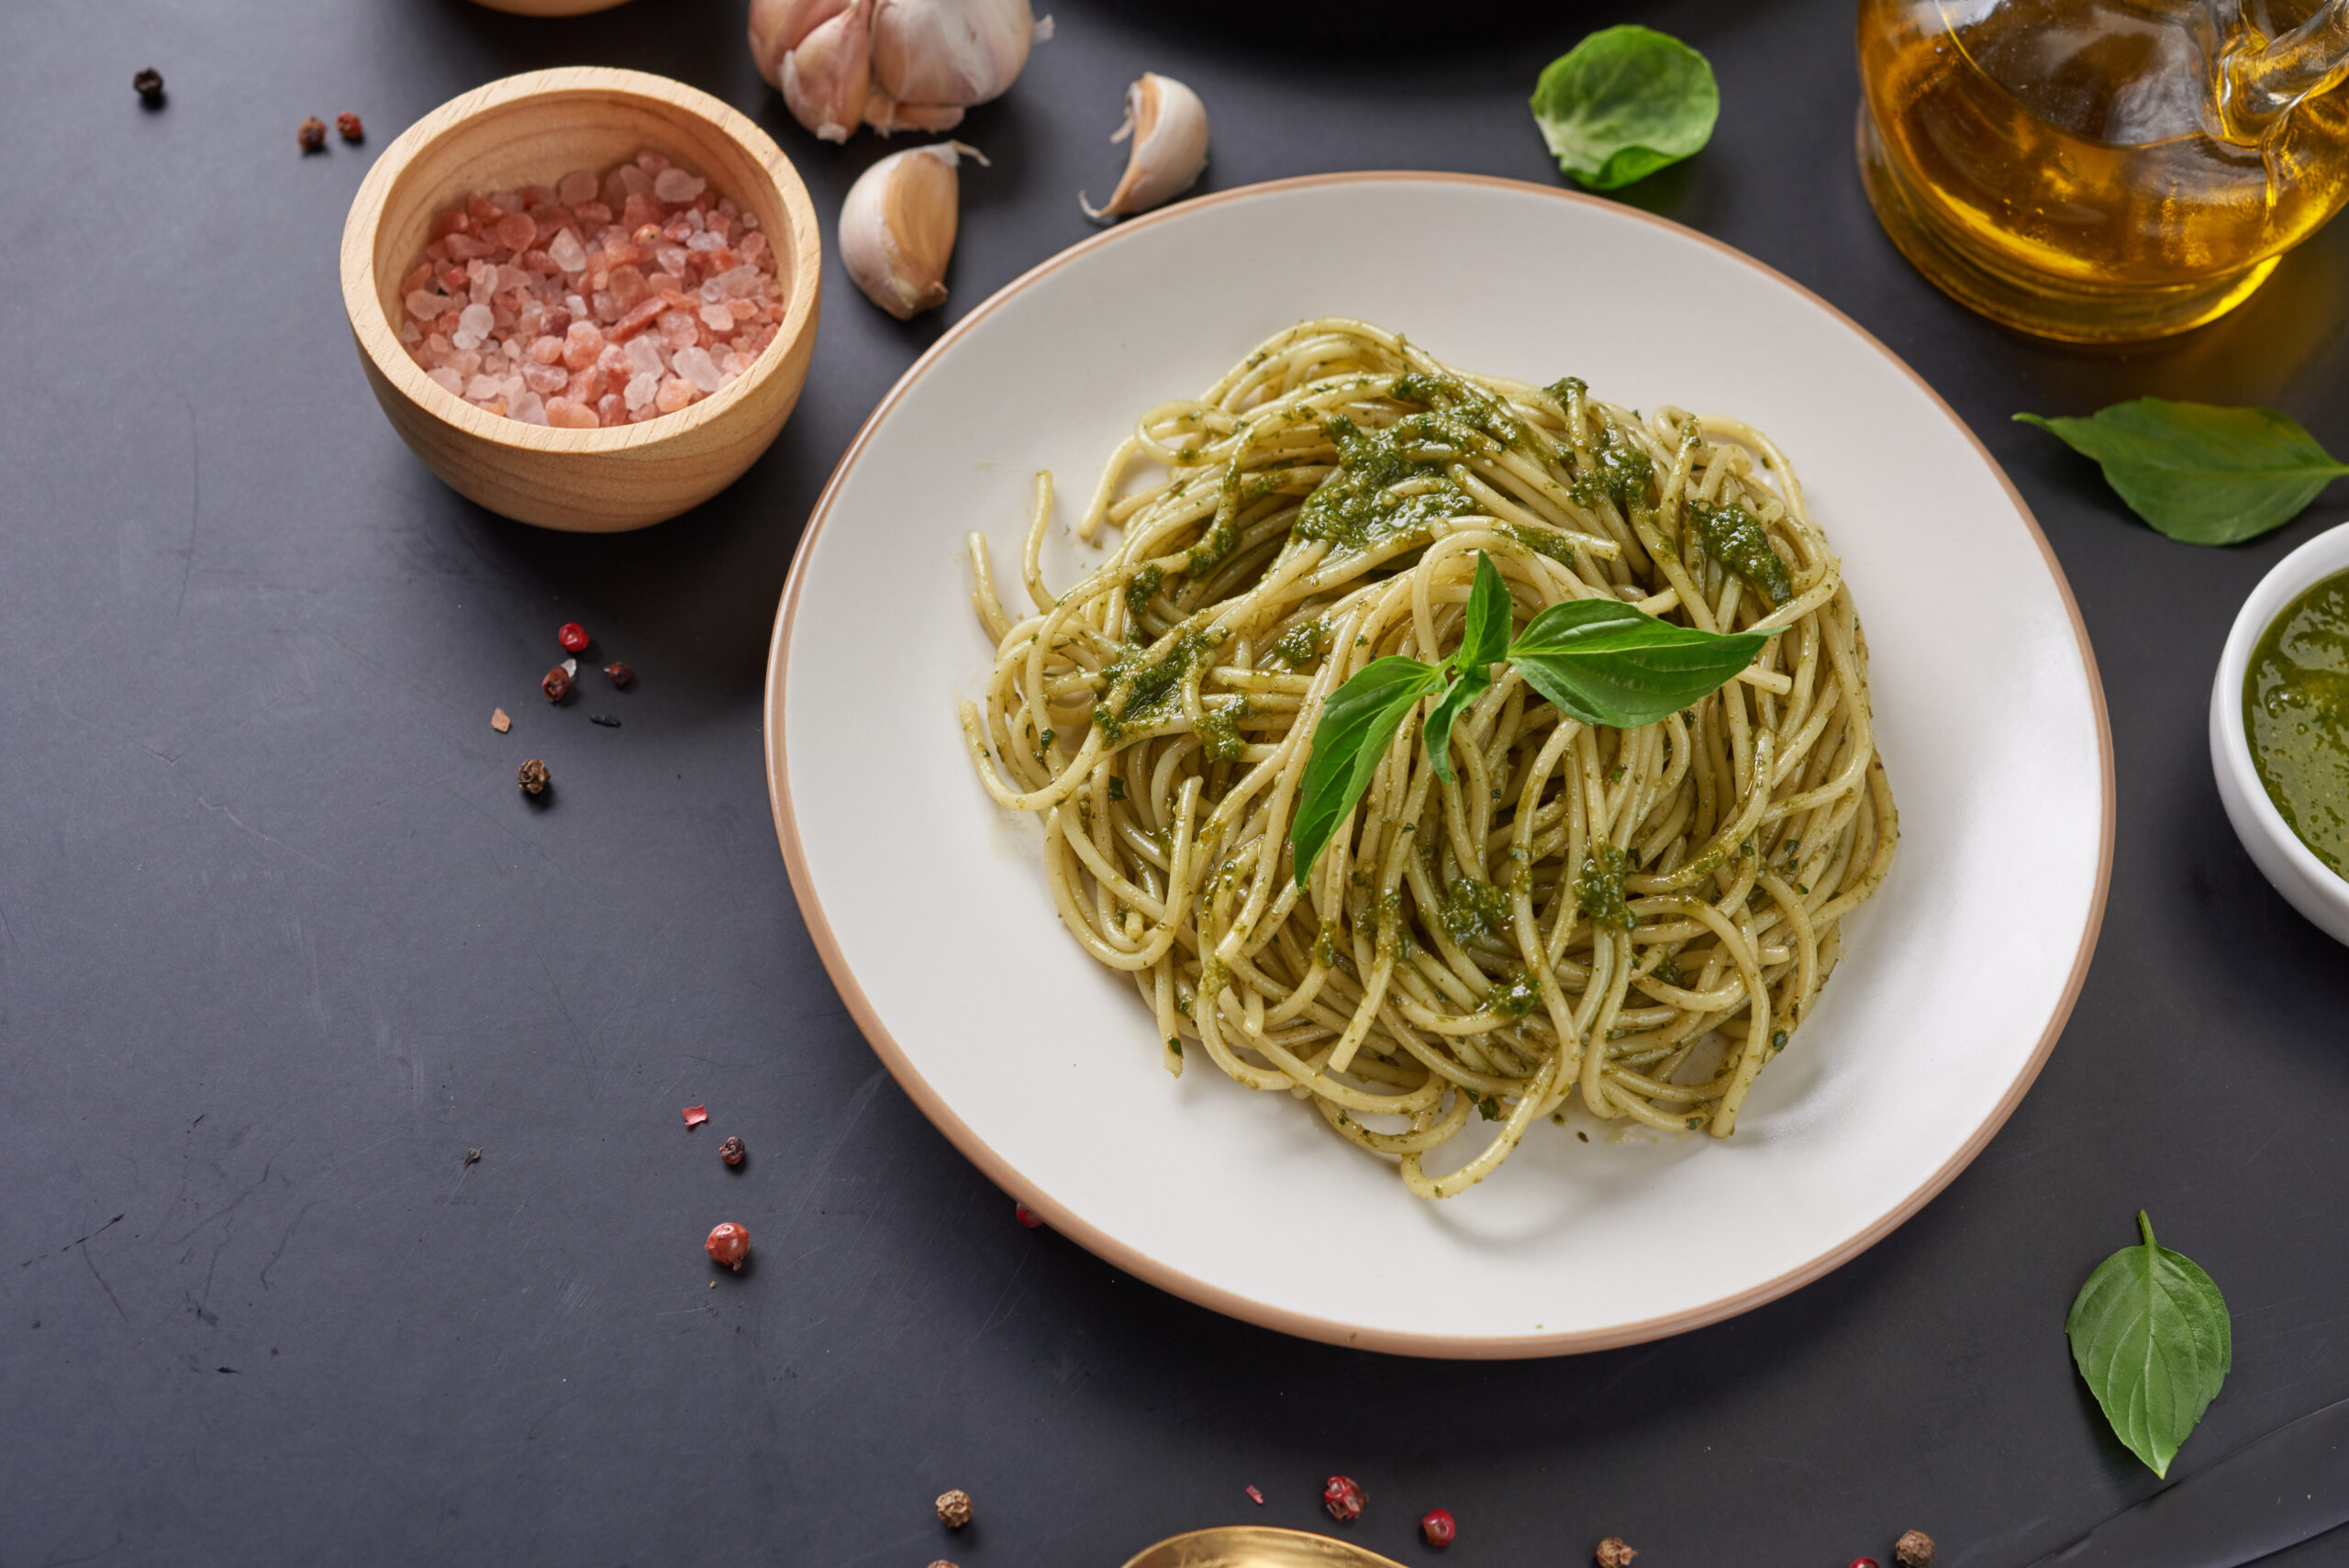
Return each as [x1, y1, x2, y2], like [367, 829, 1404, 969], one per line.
[871, 0, 1033, 112]
[749, 0, 855, 89]
[840, 141, 988, 318]
[1080, 73, 1208, 222]
[781, 0, 874, 143]
[863, 87, 967, 137]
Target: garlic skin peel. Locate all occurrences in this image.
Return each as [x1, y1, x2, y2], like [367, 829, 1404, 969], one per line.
[749, 0, 1042, 143]
[1081, 73, 1209, 221]
[840, 142, 988, 318]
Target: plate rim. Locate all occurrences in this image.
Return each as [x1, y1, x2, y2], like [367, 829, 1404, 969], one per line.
[763, 171, 2116, 1359]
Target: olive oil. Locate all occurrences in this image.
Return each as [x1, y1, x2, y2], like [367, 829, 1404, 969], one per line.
[2245, 566, 2349, 877]
[1856, 0, 2349, 340]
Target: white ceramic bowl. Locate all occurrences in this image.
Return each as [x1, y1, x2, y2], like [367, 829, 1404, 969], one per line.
[2210, 519, 2349, 945]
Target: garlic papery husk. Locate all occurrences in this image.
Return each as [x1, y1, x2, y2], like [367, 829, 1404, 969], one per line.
[870, 0, 1032, 115]
[781, 1, 874, 143]
[840, 141, 988, 318]
[749, 0, 852, 88]
[863, 88, 970, 137]
[1080, 73, 1208, 221]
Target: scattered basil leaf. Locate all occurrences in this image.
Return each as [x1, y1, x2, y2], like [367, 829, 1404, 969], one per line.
[1530, 26, 1720, 191]
[2015, 398, 2349, 546]
[1504, 597, 1766, 728]
[1423, 553, 1513, 783]
[1289, 656, 1442, 886]
[2065, 1210, 2232, 1477]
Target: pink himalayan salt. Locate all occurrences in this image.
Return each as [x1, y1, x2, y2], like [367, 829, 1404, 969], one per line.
[399, 154, 780, 428]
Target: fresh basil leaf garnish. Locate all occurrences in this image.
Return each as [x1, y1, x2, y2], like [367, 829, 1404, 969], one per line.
[2016, 398, 2349, 546]
[2065, 1211, 2232, 1478]
[1289, 657, 1442, 886]
[1504, 597, 1765, 728]
[1530, 26, 1720, 191]
[1422, 553, 1514, 783]
[1421, 666, 1490, 786]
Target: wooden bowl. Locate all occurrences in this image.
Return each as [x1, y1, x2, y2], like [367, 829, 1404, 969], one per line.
[340, 67, 822, 531]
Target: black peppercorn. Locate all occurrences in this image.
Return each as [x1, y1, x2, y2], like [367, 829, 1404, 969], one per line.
[133, 68, 164, 104]
[604, 661, 635, 688]
[718, 1136, 745, 1167]
[297, 117, 327, 153]
[518, 759, 549, 795]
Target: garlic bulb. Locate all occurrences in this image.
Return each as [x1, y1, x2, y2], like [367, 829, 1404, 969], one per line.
[1080, 73, 1208, 221]
[749, 0, 1041, 143]
[839, 142, 987, 318]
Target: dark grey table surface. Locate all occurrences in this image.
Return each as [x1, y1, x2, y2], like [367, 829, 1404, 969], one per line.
[8, 1, 2349, 1564]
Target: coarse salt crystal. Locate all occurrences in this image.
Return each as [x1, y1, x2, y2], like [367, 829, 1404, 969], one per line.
[673, 345, 725, 394]
[546, 396, 598, 428]
[624, 372, 659, 411]
[429, 366, 465, 396]
[406, 289, 447, 319]
[510, 391, 549, 426]
[558, 169, 598, 206]
[465, 373, 505, 399]
[698, 304, 733, 333]
[457, 303, 495, 339]
[654, 375, 698, 414]
[653, 168, 706, 203]
[547, 228, 587, 273]
[626, 337, 665, 378]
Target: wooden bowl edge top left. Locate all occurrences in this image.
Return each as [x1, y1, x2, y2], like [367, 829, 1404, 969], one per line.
[339, 67, 823, 528]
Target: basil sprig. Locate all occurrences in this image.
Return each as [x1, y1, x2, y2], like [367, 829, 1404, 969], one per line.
[1530, 26, 1720, 191]
[2065, 1211, 2232, 1477]
[1286, 552, 1766, 884]
[2016, 398, 2349, 545]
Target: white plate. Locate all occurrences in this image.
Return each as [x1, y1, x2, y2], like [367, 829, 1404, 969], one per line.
[765, 174, 2112, 1357]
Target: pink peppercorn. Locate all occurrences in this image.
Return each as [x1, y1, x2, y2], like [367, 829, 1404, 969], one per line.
[1014, 1202, 1042, 1229]
[558, 622, 589, 654]
[1420, 1508, 1454, 1546]
[705, 1221, 749, 1271]
[1322, 1475, 1364, 1522]
[1849, 1560, 1882, 1568]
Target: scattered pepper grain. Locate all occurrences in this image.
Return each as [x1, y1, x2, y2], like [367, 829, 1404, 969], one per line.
[464, 1148, 481, 1165]
[935, 1489, 972, 1529]
[589, 714, 620, 728]
[336, 111, 363, 142]
[1597, 1540, 1638, 1568]
[604, 661, 636, 688]
[133, 67, 163, 103]
[1894, 1532, 1935, 1568]
[704, 1220, 749, 1271]
[541, 666, 571, 703]
[1420, 1508, 1455, 1547]
[518, 758, 549, 795]
[1014, 1202, 1042, 1228]
[718, 1135, 745, 1167]
[297, 116, 327, 153]
[1322, 1475, 1364, 1522]
[558, 621, 590, 654]
[491, 706, 511, 732]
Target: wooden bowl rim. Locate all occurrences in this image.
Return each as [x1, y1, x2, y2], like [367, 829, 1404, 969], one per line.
[340, 65, 821, 455]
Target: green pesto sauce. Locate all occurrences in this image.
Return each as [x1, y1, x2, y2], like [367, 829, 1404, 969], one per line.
[2244, 567, 2349, 877]
[1686, 500, 1794, 607]
[1439, 875, 1511, 945]
[1486, 968, 1542, 1019]
[1199, 696, 1250, 762]
[1575, 844, 1634, 931]
[1270, 615, 1330, 669]
[1295, 411, 1474, 556]
[1499, 521, 1581, 567]
[1123, 563, 1164, 631]
[1095, 623, 1227, 742]
[1565, 422, 1654, 513]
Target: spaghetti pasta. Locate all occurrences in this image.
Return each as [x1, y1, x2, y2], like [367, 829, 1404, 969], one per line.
[961, 318, 1896, 1197]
